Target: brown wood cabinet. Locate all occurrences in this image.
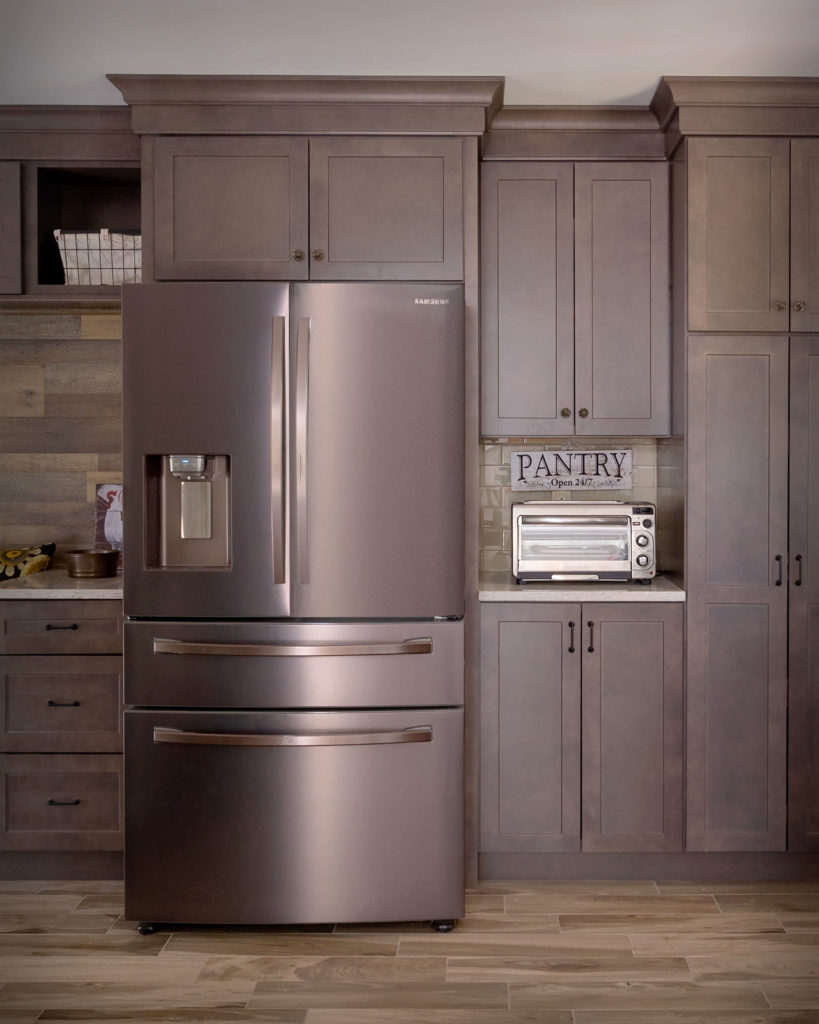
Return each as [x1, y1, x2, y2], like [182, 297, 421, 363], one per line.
[480, 161, 669, 437]
[151, 135, 464, 282]
[685, 335, 790, 852]
[687, 138, 819, 333]
[480, 601, 683, 854]
[0, 162, 21, 294]
[0, 600, 123, 852]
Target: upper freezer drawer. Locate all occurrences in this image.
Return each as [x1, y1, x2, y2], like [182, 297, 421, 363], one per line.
[124, 619, 463, 708]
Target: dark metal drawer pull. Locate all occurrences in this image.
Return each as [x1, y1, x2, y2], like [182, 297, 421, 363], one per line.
[47, 700, 80, 708]
[153, 725, 433, 748]
[795, 554, 803, 587]
[568, 621, 576, 654]
[153, 637, 433, 657]
[47, 798, 80, 806]
[45, 623, 78, 631]
[587, 621, 595, 653]
[775, 554, 783, 586]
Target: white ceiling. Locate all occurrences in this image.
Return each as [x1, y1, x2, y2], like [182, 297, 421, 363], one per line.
[1, 0, 817, 108]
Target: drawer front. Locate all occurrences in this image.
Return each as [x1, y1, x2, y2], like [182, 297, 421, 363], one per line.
[0, 754, 122, 850]
[0, 656, 122, 752]
[0, 601, 122, 655]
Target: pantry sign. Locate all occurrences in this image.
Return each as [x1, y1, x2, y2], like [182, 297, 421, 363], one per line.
[511, 449, 632, 491]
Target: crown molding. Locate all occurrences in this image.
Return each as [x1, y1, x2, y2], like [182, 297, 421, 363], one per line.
[106, 74, 506, 136]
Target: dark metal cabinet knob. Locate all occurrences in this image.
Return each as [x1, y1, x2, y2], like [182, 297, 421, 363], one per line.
[311, 249, 325, 261]
[578, 408, 589, 418]
[291, 249, 305, 261]
[560, 408, 571, 418]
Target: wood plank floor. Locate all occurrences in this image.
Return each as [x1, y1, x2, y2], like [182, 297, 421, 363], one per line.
[0, 880, 817, 1021]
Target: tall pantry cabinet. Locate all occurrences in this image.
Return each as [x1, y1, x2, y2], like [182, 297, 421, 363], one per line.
[654, 78, 819, 851]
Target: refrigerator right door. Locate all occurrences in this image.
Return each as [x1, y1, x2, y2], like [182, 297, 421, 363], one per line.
[290, 283, 464, 619]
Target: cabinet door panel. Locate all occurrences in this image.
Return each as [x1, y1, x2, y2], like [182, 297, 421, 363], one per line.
[480, 603, 580, 852]
[688, 138, 790, 333]
[153, 137, 308, 280]
[791, 141, 819, 333]
[789, 336, 819, 849]
[309, 138, 463, 281]
[0, 162, 21, 294]
[574, 163, 670, 435]
[480, 163, 574, 436]
[581, 603, 683, 852]
[686, 335, 788, 851]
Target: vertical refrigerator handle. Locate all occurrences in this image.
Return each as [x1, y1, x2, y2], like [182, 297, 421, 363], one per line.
[271, 316, 286, 585]
[295, 316, 310, 585]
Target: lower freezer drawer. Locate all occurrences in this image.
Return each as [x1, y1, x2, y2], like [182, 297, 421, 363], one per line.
[124, 707, 463, 925]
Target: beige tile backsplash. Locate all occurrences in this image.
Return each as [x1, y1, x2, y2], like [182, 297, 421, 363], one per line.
[479, 438, 659, 573]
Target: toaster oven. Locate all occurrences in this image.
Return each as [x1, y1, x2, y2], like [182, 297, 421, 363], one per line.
[512, 501, 657, 583]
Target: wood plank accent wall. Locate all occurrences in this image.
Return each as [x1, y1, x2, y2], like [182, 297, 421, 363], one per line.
[0, 311, 121, 562]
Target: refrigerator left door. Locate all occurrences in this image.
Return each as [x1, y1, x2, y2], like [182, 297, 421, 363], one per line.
[122, 283, 291, 618]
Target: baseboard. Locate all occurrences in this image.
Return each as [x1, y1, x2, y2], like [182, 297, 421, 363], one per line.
[0, 851, 123, 880]
[479, 851, 819, 881]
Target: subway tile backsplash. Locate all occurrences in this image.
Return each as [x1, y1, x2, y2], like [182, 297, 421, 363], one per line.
[479, 438, 659, 573]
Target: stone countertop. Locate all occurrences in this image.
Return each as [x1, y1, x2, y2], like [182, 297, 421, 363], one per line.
[479, 572, 685, 602]
[0, 569, 123, 600]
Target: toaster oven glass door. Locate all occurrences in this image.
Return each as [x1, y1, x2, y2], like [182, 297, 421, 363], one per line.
[518, 515, 631, 573]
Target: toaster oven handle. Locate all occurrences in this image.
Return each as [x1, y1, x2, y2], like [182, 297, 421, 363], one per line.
[152, 637, 433, 657]
[519, 515, 631, 526]
[153, 725, 433, 747]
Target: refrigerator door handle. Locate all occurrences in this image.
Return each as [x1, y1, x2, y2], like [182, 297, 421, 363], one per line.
[152, 637, 433, 657]
[295, 316, 310, 585]
[271, 315, 287, 585]
[153, 725, 433, 747]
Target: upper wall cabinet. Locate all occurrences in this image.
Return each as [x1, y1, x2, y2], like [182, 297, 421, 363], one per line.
[481, 161, 669, 437]
[151, 135, 464, 282]
[687, 137, 819, 333]
[0, 162, 21, 294]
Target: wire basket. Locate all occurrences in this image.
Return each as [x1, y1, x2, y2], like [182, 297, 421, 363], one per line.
[53, 228, 142, 285]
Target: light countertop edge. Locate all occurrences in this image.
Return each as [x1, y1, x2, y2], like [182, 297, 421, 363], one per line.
[479, 572, 685, 602]
[0, 569, 123, 600]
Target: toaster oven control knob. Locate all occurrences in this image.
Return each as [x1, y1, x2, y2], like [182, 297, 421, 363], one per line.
[643, 518, 653, 528]
[636, 553, 651, 567]
[635, 534, 650, 547]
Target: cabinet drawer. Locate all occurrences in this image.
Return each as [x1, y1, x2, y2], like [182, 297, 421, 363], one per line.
[0, 754, 122, 850]
[0, 656, 122, 752]
[0, 601, 122, 655]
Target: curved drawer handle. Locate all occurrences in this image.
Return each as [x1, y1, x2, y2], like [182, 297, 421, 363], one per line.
[47, 700, 80, 708]
[153, 637, 433, 657]
[45, 623, 78, 631]
[47, 798, 80, 806]
[153, 725, 433, 748]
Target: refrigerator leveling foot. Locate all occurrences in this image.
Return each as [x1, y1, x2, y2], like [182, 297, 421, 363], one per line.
[430, 919, 456, 932]
[137, 922, 157, 935]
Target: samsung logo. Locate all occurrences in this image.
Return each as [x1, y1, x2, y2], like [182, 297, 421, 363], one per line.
[414, 298, 450, 305]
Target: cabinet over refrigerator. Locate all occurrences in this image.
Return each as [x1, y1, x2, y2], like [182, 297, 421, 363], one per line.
[122, 282, 465, 930]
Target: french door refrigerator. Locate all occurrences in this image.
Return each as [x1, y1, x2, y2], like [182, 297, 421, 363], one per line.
[122, 282, 465, 930]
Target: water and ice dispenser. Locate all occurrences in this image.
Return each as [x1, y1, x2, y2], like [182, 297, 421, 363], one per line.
[146, 454, 230, 568]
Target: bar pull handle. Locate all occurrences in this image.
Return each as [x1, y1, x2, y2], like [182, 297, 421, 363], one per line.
[295, 316, 310, 585]
[48, 798, 80, 806]
[45, 623, 78, 631]
[47, 700, 80, 708]
[568, 621, 576, 654]
[587, 620, 595, 653]
[153, 725, 433, 748]
[271, 315, 286, 585]
[775, 554, 783, 586]
[795, 554, 803, 587]
[153, 637, 433, 657]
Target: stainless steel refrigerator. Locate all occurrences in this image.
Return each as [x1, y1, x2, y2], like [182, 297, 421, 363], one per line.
[121, 282, 465, 930]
